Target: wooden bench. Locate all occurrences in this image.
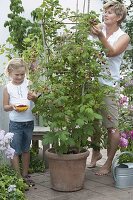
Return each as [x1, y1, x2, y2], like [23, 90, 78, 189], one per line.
[32, 126, 50, 168]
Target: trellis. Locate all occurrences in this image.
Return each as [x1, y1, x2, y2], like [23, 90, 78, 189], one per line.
[76, 0, 90, 13]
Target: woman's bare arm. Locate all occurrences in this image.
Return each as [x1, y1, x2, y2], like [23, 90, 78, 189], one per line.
[91, 25, 130, 57]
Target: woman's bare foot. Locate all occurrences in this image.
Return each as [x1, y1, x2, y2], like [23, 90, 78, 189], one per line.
[88, 151, 102, 168]
[95, 162, 111, 175]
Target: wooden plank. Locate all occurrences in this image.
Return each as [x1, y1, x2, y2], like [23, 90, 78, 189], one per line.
[32, 126, 50, 168]
[33, 126, 50, 133]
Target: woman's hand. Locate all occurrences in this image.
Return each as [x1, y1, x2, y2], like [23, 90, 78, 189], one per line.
[91, 24, 104, 38]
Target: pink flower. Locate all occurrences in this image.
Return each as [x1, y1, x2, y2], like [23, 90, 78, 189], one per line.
[126, 131, 131, 139]
[119, 96, 128, 105]
[129, 130, 133, 140]
[120, 132, 127, 138]
[119, 137, 128, 147]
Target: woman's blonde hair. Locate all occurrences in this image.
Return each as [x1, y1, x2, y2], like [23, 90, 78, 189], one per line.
[5, 58, 28, 77]
[103, 0, 127, 24]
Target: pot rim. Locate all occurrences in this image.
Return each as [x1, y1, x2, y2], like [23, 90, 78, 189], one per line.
[45, 148, 90, 160]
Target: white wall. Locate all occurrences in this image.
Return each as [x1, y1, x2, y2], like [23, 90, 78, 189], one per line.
[3, 0, 132, 131]
[0, 0, 43, 72]
[0, 0, 104, 72]
[0, 0, 131, 130]
[0, 86, 9, 132]
[0, 0, 103, 130]
[0, 0, 130, 71]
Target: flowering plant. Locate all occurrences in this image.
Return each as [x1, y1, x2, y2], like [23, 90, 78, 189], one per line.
[118, 80, 133, 163]
[119, 130, 133, 163]
[0, 165, 27, 200]
[0, 130, 15, 160]
[119, 130, 133, 151]
[0, 131, 27, 199]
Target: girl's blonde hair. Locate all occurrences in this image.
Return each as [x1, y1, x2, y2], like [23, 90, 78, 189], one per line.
[103, 0, 127, 24]
[5, 58, 28, 77]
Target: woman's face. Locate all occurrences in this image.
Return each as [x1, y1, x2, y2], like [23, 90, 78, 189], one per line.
[103, 6, 121, 25]
[10, 67, 26, 85]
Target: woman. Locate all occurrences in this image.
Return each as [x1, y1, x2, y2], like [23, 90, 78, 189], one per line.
[89, 0, 130, 175]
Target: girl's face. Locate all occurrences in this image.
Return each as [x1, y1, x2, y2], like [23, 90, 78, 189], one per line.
[10, 67, 26, 85]
[103, 7, 121, 25]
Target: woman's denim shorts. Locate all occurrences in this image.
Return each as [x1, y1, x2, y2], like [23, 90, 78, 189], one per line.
[9, 120, 34, 155]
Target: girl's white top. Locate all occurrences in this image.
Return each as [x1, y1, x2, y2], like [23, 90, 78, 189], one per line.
[6, 78, 34, 122]
[98, 25, 126, 87]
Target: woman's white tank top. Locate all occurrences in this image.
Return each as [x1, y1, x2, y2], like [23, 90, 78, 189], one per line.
[98, 25, 126, 87]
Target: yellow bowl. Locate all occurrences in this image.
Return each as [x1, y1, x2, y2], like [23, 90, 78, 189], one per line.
[15, 105, 29, 112]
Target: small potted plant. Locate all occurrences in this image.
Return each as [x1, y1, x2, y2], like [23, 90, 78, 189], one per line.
[112, 73, 133, 189]
[112, 129, 133, 189]
[118, 72, 133, 164]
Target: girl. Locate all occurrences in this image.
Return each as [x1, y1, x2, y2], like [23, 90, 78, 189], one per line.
[3, 58, 37, 185]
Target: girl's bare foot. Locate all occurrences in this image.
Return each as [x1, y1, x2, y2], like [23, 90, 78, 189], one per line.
[88, 152, 102, 168]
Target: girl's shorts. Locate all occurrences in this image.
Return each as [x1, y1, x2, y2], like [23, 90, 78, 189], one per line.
[9, 120, 34, 155]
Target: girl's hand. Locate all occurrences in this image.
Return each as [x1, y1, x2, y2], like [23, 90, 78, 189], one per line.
[27, 91, 38, 102]
[9, 104, 16, 111]
[12, 105, 21, 112]
[12, 105, 16, 110]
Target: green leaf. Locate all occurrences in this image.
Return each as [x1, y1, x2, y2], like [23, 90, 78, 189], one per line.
[94, 113, 103, 120]
[76, 118, 85, 126]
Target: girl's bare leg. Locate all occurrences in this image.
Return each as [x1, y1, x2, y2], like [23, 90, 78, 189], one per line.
[22, 152, 30, 177]
[22, 152, 35, 186]
[11, 154, 21, 176]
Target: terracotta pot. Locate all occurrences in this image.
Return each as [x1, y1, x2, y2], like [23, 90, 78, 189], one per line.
[45, 148, 90, 191]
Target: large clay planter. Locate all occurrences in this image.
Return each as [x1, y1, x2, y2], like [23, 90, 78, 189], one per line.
[45, 148, 90, 191]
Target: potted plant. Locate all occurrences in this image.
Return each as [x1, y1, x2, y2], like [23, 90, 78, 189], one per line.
[118, 69, 133, 164]
[4, 0, 108, 192]
[112, 71, 133, 189]
[21, 0, 109, 192]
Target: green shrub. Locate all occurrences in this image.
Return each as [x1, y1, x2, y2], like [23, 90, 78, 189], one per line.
[0, 165, 27, 200]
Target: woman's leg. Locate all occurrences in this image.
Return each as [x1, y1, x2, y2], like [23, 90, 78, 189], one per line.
[88, 125, 103, 168]
[89, 149, 102, 168]
[94, 93, 119, 175]
[95, 128, 120, 175]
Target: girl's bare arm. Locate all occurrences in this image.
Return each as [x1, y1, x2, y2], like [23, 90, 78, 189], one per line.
[3, 86, 14, 111]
